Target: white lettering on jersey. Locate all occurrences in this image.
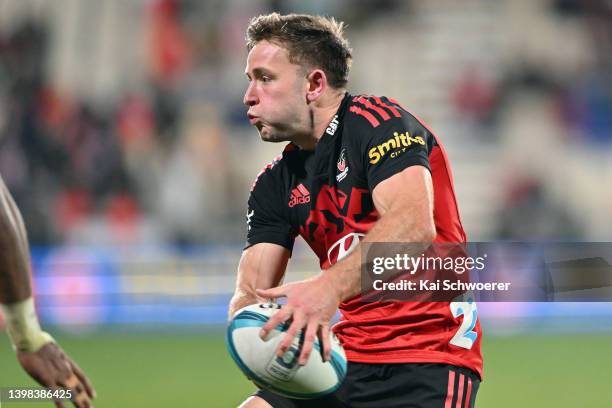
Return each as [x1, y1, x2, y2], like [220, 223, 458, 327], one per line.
[246, 209, 254, 231]
[325, 115, 340, 136]
[327, 232, 365, 264]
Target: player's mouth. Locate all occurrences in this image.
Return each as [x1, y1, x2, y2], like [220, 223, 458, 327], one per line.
[247, 113, 260, 125]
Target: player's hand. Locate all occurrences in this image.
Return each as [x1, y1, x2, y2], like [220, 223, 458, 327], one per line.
[256, 274, 341, 366]
[17, 341, 96, 408]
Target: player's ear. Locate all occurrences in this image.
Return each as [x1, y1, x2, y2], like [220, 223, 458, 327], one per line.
[305, 69, 327, 102]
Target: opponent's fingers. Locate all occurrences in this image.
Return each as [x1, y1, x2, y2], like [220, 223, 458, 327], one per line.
[72, 388, 93, 408]
[319, 324, 332, 362]
[298, 319, 319, 365]
[64, 374, 83, 397]
[50, 386, 71, 408]
[61, 374, 92, 408]
[260, 306, 292, 339]
[277, 311, 306, 357]
[54, 398, 66, 408]
[70, 360, 96, 399]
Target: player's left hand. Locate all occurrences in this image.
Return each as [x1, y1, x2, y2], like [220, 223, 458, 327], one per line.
[17, 341, 96, 408]
[256, 274, 341, 366]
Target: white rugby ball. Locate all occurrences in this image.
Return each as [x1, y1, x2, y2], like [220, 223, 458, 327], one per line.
[226, 303, 347, 399]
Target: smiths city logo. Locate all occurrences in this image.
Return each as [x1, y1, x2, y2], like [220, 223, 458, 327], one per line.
[336, 148, 349, 182]
[288, 184, 311, 207]
[368, 131, 425, 164]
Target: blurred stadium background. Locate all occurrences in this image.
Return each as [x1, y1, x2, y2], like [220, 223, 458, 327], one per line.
[0, 0, 611, 406]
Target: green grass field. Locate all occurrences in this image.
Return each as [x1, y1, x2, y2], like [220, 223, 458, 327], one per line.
[1, 331, 611, 407]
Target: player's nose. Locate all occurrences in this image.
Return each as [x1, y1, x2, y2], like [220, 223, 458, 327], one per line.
[243, 82, 258, 106]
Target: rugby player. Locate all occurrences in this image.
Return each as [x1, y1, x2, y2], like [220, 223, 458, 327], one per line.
[0, 175, 96, 408]
[229, 13, 482, 407]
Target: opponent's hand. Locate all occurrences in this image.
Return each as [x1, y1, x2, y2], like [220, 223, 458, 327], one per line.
[17, 342, 96, 408]
[256, 274, 341, 366]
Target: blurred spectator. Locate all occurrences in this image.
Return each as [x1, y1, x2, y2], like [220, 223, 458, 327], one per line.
[147, 0, 193, 87]
[157, 102, 230, 244]
[452, 65, 498, 133]
[495, 176, 584, 240]
[562, 69, 612, 145]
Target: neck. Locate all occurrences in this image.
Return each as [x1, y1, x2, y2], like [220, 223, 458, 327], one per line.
[296, 90, 345, 150]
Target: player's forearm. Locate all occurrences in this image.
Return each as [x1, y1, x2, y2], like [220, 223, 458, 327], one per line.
[229, 273, 282, 318]
[321, 207, 436, 302]
[230, 272, 270, 319]
[0, 177, 32, 304]
[229, 244, 290, 318]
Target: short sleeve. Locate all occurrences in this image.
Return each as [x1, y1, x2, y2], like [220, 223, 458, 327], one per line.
[356, 101, 432, 191]
[245, 168, 296, 252]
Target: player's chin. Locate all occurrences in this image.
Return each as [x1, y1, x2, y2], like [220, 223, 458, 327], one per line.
[257, 126, 282, 143]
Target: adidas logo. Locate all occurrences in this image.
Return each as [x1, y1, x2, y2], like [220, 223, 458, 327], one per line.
[288, 184, 311, 207]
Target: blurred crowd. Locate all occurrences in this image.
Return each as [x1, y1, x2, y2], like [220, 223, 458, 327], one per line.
[0, 0, 610, 246]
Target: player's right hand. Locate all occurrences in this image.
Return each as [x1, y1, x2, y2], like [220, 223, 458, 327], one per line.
[17, 341, 96, 408]
[256, 273, 341, 366]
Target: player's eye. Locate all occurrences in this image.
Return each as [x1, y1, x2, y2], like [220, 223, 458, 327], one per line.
[261, 75, 272, 83]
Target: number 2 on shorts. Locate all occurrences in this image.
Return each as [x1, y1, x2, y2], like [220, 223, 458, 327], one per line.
[449, 294, 478, 349]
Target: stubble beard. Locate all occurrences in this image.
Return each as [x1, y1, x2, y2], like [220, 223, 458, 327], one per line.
[258, 108, 311, 145]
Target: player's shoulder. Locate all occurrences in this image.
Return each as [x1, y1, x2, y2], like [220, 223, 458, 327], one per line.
[344, 94, 437, 141]
[249, 143, 298, 193]
[345, 94, 406, 130]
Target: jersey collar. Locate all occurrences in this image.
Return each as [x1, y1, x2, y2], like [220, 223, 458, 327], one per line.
[291, 92, 351, 152]
[312, 92, 351, 150]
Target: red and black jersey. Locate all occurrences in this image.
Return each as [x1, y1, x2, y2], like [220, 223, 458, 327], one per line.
[245, 93, 483, 378]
